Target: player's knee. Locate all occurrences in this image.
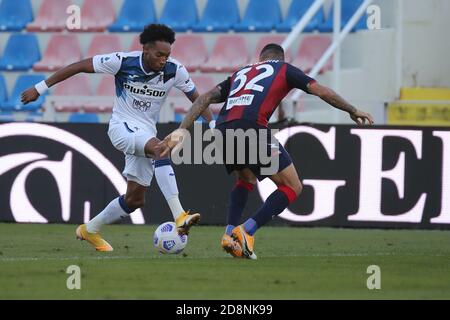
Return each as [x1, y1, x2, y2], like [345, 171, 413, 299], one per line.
[124, 194, 145, 210]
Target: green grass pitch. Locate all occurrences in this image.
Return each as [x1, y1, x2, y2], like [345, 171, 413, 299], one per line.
[0, 223, 449, 299]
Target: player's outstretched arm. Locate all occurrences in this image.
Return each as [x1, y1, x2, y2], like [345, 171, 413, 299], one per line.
[308, 82, 374, 125]
[186, 89, 215, 125]
[159, 86, 225, 158]
[21, 58, 95, 105]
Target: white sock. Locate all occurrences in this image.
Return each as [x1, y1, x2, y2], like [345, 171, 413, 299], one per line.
[86, 196, 130, 233]
[155, 159, 185, 220]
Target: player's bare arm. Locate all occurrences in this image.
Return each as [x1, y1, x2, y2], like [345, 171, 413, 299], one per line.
[308, 82, 374, 125]
[159, 86, 224, 157]
[21, 58, 95, 105]
[187, 89, 214, 123]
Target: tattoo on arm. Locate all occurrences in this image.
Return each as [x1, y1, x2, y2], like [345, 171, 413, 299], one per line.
[180, 87, 224, 129]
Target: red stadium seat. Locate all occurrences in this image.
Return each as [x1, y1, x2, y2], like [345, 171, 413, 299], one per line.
[200, 35, 249, 73]
[87, 34, 122, 58]
[292, 35, 332, 74]
[75, 0, 115, 32]
[84, 75, 115, 113]
[33, 34, 82, 72]
[52, 74, 92, 112]
[253, 35, 293, 63]
[129, 36, 141, 52]
[171, 35, 208, 72]
[27, 0, 71, 32]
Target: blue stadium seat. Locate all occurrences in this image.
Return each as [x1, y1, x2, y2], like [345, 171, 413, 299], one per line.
[276, 0, 325, 33]
[0, 75, 7, 105]
[0, 34, 41, 71]
[0, 0, 33, 31]
[318, 0, 367, 32]
[68, 113, 100, 123]
[159, 0, 197, 32]
[108, 0, 156, 32]
[0, 74, 47, 111]
[192, 0, 240, 32]
[234, 0, 281, 32]
[0, 111, 14, 122]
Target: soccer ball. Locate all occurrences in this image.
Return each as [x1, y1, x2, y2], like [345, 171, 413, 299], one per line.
[153, 222, 188, 254]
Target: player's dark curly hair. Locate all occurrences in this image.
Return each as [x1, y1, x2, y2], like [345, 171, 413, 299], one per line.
[140, 24, 176, 46]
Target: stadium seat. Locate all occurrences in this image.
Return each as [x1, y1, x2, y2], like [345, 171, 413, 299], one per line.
[0, 74, 47, 111]
[253, 35, 293, 63]
[68, 113, 100, 123]
[129, 37, 142, 51]
[83, 75, 115, 113]
[0, 75, 7, 105]
[0, 34, 41, 71]
[0, 111, 14, 122]
[33, 34, 82, 72]
[171, 35, 208, 72]
[0, 0, 33, 31]
[87, 34, 122, 58]
[276, 0, 325, 33]
[192, 0, 240, 32]
[109, 0, 156, 32]
[74, 0, 115, 32]
[52, 74, 92, 112]
[234, 0, 281, 32]
[292, 35, 333, 74]
[27, 0, 71, 32]
[318, 0, 367, 32]
[200, 35, 249, 73]
[159, 0, 197, 32]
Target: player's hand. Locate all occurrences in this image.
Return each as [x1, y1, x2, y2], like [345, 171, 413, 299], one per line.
[21, 87, 40, 105]
[159, 129, 189, 158]
[350, 109, 374, 126]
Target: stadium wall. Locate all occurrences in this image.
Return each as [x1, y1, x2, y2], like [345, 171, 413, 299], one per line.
[0, 122, 449, 230]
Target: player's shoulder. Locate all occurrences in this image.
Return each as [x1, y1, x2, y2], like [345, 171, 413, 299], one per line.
[167, 57, 187, 71]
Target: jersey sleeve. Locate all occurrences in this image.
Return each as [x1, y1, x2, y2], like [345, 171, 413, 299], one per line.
[285, 63, 316, 93]
[92, 52, 123, 75]
[174, 64, 196, 96]
[216, 77, 232, 101]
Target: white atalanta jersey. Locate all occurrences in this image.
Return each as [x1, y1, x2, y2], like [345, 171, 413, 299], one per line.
[93, 51, 195, 130]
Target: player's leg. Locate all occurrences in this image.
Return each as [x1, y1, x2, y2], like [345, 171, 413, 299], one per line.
[144, 137, 200, 235]
[221, 168, 256, 258]
[76, 154, 151, 251]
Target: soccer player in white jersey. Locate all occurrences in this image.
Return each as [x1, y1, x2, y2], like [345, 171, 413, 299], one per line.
[21, 24, 213, 251]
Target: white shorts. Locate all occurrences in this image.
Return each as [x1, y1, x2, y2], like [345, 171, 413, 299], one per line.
[108, 119, 157, 187]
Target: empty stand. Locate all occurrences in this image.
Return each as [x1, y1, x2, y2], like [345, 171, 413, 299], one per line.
[0, 34, 41, 71]
[68, 113, 100, 123]
[276, 0, 325, 32]
[171, 35, 208, 72]
[200, 35, 249, 73]
[27, 0, 71, 32]
[318, 0, 367, 32]
[0, 74, 47, 111]
[87, 34, 123, 58]
[234, 0, 281, 32]
[159, 0, 197, 32]
[0, 0, 33, 31]
[109, 0, 156, 32]
[193, 0, 240, 32]
[292, 35, 333, 73]
[75, 0, 115, 32]
[253, 35, 293, 62]
[52, 74, 92, 112]
[84, 75, 115, 113]
[129, 37, 142, 52]
[33, 34, 82, 72]
[0, 75, 7, 105]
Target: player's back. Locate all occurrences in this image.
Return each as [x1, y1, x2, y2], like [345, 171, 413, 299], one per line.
[216, 60, 315, 127]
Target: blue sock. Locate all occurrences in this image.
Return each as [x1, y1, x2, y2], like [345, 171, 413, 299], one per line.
[244, 186, 297, 236]
[225, 180, 253, 235]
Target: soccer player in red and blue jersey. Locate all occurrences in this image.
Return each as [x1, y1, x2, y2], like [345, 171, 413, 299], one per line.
[161, 43, 374, 259]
